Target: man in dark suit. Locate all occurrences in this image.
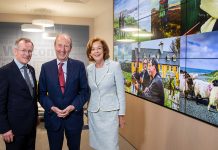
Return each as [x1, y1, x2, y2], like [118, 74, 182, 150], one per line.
[142, 58, 164, 106]
[0, 38, 38, 150]
[38, 33, 90, 150]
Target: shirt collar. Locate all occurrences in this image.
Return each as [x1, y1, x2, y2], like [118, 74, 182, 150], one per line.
[14, 58, 26, 69]
[57, 59, 68, 66]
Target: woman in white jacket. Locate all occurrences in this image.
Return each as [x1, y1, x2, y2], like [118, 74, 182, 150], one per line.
[86, 38, 126, 150]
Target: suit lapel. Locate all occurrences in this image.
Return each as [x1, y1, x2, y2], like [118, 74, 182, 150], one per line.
[64, 59, 75, 94]
[50, 60, 61, 94]
[11, 61, 30, 92]
[88, 64, 97, 87]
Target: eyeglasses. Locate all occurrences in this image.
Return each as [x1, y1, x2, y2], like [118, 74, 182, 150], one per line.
[17, 49, 33, 54]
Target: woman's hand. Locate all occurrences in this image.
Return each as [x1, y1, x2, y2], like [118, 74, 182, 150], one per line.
[119, 115, 125, 128]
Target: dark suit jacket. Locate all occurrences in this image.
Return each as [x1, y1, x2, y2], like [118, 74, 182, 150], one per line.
[38, 58, 90, 132]
[0, 61, 38, 135]
[140, 70, 150, 90]
[142, 73, 164, 105]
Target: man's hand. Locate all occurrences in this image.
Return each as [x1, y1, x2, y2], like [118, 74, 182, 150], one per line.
[51, 106, 64, 117]
[61, 105, 75, 118]
[51, 105, 75, 118]
[2, 130, 14, 143]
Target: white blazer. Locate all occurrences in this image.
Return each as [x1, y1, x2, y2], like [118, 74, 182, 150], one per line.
[87, 59, 126, 115]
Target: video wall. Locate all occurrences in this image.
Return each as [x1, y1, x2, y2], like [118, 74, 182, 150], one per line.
[114, 0, 218, 127]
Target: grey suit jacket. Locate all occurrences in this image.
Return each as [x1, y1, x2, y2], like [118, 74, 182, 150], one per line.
[87, 59, 125, 115]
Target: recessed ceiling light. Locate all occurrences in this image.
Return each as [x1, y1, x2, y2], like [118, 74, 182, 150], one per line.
[21, 24, 44, 32]
[32, 19, 54, 27]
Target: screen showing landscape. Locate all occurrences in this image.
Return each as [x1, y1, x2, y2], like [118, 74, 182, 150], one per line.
[114, 0, 218, 127]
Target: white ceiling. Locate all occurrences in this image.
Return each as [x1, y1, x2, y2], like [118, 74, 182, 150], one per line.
[0, 0, 113, 18]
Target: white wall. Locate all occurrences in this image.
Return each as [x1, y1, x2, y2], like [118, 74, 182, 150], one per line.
[0, 13, 94, 38]
[93, 1, 113, 57]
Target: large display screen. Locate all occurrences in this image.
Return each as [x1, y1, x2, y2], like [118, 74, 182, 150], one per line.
[114, 0, 218, 127]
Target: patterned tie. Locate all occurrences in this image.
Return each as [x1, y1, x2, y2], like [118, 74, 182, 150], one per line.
[23, 66, 33, 97]
[58, 63, 65, 94]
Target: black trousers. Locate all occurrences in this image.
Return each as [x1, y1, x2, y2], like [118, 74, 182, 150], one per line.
[5, 129, 36, 150]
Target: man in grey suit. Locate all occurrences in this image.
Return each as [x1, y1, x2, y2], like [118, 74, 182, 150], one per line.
[142, 58, 164, 105]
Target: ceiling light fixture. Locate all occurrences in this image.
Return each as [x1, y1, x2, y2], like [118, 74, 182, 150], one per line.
[21, 24, 45, 32]
[32, 19, 54, 27]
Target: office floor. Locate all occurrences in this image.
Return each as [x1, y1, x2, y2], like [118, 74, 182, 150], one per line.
[0, 122, 135, 150]
[0, 108, 135, 150]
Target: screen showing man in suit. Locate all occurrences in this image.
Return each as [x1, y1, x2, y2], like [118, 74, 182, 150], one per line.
[38, 33, 90, 150]
[0, 38, 38, 150]
[142, 58, 165, 106]
[134, 58, 151, 97]
[140, 59, 150, 91]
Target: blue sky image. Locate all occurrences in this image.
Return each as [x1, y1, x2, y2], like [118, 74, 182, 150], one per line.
[114, 0, 138, 15]
[114, 0, 181, 20]
[180, 59, 218, 71]
[180, 31, 218, 71]
[141, 36, 179, 52]
[114, 0, 151, 19]
[139, 0, 152, 19]
[114, 0, 151, 32]
[180, 31, 218, 59]
[139, 17, 151, 32]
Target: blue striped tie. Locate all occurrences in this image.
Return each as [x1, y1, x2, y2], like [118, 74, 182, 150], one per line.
[23, 66, 33, 97]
